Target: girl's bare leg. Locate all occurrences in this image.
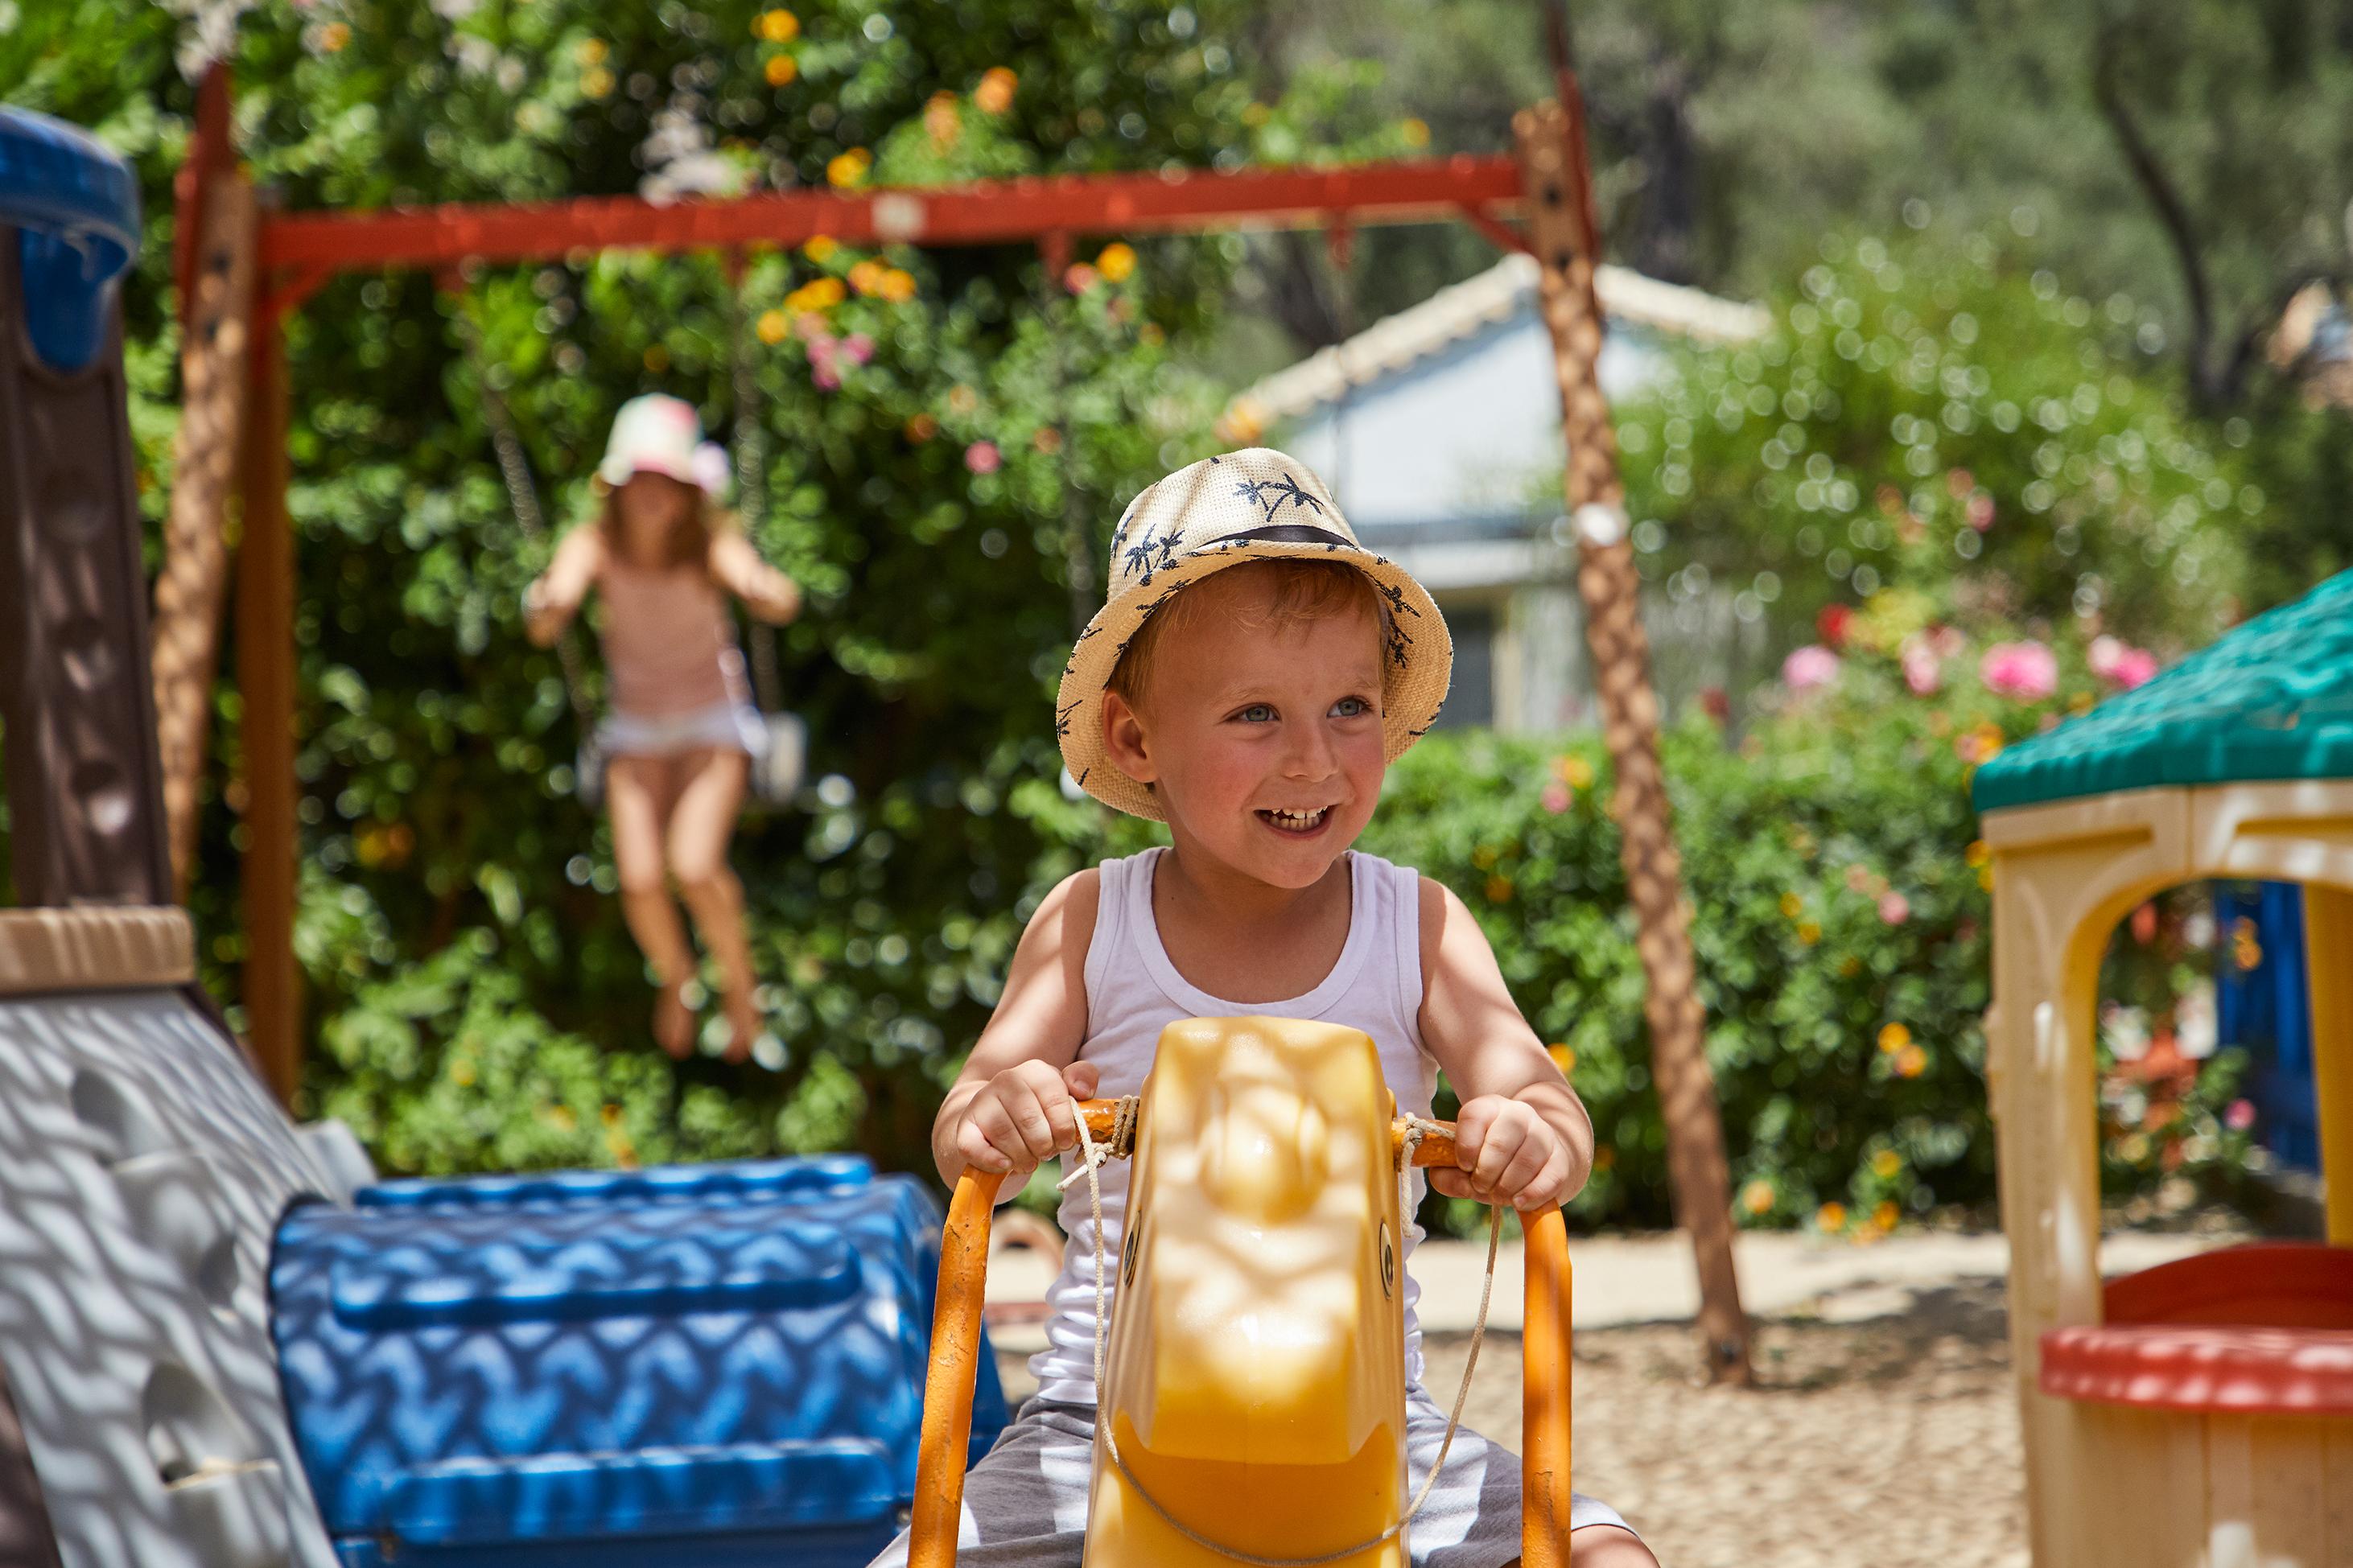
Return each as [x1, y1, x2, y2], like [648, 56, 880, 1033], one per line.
[667, 745, 760, 1062]
[608, 751, 697, 1058]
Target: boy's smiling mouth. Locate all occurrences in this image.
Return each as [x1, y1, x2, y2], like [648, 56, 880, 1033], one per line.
[1258, 806, 1333, 834]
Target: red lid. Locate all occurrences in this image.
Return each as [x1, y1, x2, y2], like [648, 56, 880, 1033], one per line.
[2039, 1323, 2353, 1415]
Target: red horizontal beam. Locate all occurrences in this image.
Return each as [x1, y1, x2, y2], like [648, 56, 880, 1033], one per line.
[256, 155, 1523, 278]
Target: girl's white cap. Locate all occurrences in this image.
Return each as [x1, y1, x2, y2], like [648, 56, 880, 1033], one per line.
[595, 393, 732, 497]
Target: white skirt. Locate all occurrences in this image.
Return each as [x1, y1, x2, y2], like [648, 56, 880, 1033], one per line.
[598, 699, 770, 759]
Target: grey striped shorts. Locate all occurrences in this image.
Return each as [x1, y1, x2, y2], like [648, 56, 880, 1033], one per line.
[867, 1388, 1632, 1566]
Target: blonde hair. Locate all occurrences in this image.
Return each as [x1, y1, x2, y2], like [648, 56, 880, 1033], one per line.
[1106, 558, 1383, 708]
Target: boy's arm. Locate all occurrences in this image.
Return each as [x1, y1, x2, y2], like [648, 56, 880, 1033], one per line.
[522, 525, 603, 646]
[932, 869, 1100, 1196]
[1416, 876, 1596, 1212]
[708, 529, 803, 624]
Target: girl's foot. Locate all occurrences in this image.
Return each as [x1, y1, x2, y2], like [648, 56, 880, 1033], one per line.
[721, 993, 761, 1064]
[654, 981, 694, 1060]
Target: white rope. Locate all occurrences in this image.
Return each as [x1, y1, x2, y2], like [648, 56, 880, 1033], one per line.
[1074, 1098, 1501, 1567]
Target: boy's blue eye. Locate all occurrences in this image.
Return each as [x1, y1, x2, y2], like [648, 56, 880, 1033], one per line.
[1332, 696, 1372, 718]
[1234, 703, 1276, 723]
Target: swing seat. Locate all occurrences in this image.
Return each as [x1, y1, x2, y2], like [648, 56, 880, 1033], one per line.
[1086, 1018, 1408, 1567]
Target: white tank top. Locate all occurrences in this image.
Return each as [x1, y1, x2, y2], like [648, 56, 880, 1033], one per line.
[1028, 846, 1438, 1406]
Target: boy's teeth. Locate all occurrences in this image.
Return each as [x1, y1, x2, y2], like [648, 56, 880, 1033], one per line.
[1267, 807, 1327, 829]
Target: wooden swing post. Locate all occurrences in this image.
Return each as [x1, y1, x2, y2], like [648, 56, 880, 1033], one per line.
[1514, 6, 1754, 1385]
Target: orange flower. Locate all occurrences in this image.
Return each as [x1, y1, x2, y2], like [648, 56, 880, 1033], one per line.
[1895, 1043, 1928, 1078]
[756, 309, 790, 345]
[904, 413, 938, 442]
[848, 258, 888, 296]
[1779, 891, 1804, 919]
[925, 90, 962, 148]
[642, 344, 670, 373]
[315, 20, 350, 51]
[1032, 427, 1063, 455]
[974, 66, 1017, 116]
[1484, 875, 1513, 903]
[1096, 242, 1137, 282]
[1796, 920, 1821, 945]
[575, 37, 609, 65]
[764, 54, 799, 88]
[583, 64, 616, 98]
[1877, 1022, 1911, 1055]
[1741, 1179, 1776, 1216]
[755, 8, 800, 42]
[803, 234, 839, 263]
[826, 148, 872, 188]
[1871, 1149, 1902, 1179]
[1873, 1200, 1901, 1231]
[1547, 1044, 1576, 1076]
[878, 267, 917, 303]
[1965, 838, 1991, 867]
[1816, 1201, 1848, 1233]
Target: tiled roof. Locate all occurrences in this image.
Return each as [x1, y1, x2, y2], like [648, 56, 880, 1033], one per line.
[1222, 253, 1768, 438]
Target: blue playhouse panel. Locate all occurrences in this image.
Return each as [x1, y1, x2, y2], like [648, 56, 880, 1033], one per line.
[271, 1155, 1008, 1568]
[0, 107, 141, 372]
[2215, 882, 2320, 1171]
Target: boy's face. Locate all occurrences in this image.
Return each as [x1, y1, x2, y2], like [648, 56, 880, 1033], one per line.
[1102, 571, 1387, 890]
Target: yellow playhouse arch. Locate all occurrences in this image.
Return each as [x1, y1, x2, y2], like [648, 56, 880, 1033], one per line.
[1975, 570, 2353, 1566]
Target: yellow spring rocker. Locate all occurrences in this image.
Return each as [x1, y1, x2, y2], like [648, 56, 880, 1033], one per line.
[1974, 570, 2353, 1567]
[905, 1016, 1576, 1568]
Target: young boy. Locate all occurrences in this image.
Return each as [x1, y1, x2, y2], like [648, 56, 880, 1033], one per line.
[873, 451, 1653, 1567]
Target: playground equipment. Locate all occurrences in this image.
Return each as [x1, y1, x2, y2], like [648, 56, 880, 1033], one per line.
[1974, 571, 2353, 1566]
[162, 20, 1757, 1378]
[0, 103, 1007, 1568]
[907, 1016, 1579, 1568]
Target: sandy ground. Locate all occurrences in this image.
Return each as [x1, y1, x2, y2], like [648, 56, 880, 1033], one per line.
[985, 1225, 2233, 1566]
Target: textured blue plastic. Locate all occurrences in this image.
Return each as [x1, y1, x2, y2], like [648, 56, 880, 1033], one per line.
[1974, 570, 2353, 813]
[272, 1156, 1009, 1568]
[0, 109, 139, 372]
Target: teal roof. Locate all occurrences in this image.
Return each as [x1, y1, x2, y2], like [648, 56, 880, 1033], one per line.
[1974, 570, 2353, 813]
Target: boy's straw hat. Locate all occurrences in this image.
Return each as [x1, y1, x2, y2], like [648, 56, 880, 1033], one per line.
[596, 393, 733, 497]
[1057, 448, 1451, 821]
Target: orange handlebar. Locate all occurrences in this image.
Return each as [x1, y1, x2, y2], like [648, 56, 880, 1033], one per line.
[904, 1104, 1572, 1566]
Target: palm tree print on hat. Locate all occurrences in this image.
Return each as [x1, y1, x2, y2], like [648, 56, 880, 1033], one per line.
[1123, 528, 1184, 586]
[1376, 582, 1421, 620]
[1232, 473, 1325, 524]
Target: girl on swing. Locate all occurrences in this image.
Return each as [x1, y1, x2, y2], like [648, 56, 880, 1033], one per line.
[525, 394, 802, 1063]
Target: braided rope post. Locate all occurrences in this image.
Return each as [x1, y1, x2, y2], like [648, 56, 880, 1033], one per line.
[1514, 93, 1753, 1385]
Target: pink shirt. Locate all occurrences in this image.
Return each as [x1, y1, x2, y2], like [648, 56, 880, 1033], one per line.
[595, 557, 749, 718]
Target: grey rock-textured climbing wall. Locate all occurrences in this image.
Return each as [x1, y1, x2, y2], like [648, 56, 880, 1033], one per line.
[0, 990, 340, 1568]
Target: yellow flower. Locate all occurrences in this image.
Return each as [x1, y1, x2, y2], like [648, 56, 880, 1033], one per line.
[1741, 1179, 1776, 1216]
[799, 276, 846, 309]
[1561, 755, 1596, 789]
[803, 234, 839, 263]
[1871, 1149, 1902, 1179]
[1547, 1044, 1576, 1076]
[1816, 1201, 1848, 1233]
[582, 65, 615, 100]
[1895, 1043, 1928, 1078]
[575, 37, 608, 65]
[1779, 891, 1804, 919]
[756, 309, 790, 345]
[947, 383, 979, 414]
[1965, 838, 1991, 867]
[826, 148, 872, 188]
[1401, 116, 1430, 148]
[546, 1105, 577, 1132]
[973, 66, 1017, 116]
[316, 20, 350, 51]
[1873, 1200, 1901, 1231]
[764, 54, 799, 88]
[1978, 864, 1994, 891]
[848, 258, 888, 296]
[1796, 920, 1821, 945]
[1877, 1022, 1911, 1055]
[756, 8, 800, 42]
[450, 1056, 476, 1087]
[878, 267, 917, 303]
[1096, 242, 1137, 282]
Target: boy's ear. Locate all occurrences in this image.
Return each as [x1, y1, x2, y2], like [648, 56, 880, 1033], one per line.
[1101, 690, 1156, 786]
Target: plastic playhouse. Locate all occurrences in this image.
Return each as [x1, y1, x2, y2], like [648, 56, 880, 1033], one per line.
[0, 105, 1006, 1568]
[1975, 577, 2353, 1566]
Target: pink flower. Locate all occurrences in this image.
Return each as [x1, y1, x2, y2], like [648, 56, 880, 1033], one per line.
[2225, 1099, 2257, 1132]
[1967, 492, 1996, 532]
[1878, 891, 1910, 925]
[1900, 636, 1943, 696]
[810, 363, 841, 391]
[840, 332, 875, 366]
[1542, 782, 1572, 814]
[1063, 262, 1099, 294]
[1782, 644, 1841, 692]
[964, 440, 1001, 475]
[2088, 635, 2157, 689]
[1980, 640, 2058, 701]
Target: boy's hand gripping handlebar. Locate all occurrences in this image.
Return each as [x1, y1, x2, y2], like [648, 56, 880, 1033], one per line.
[907, 1099, 1576, 1568]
